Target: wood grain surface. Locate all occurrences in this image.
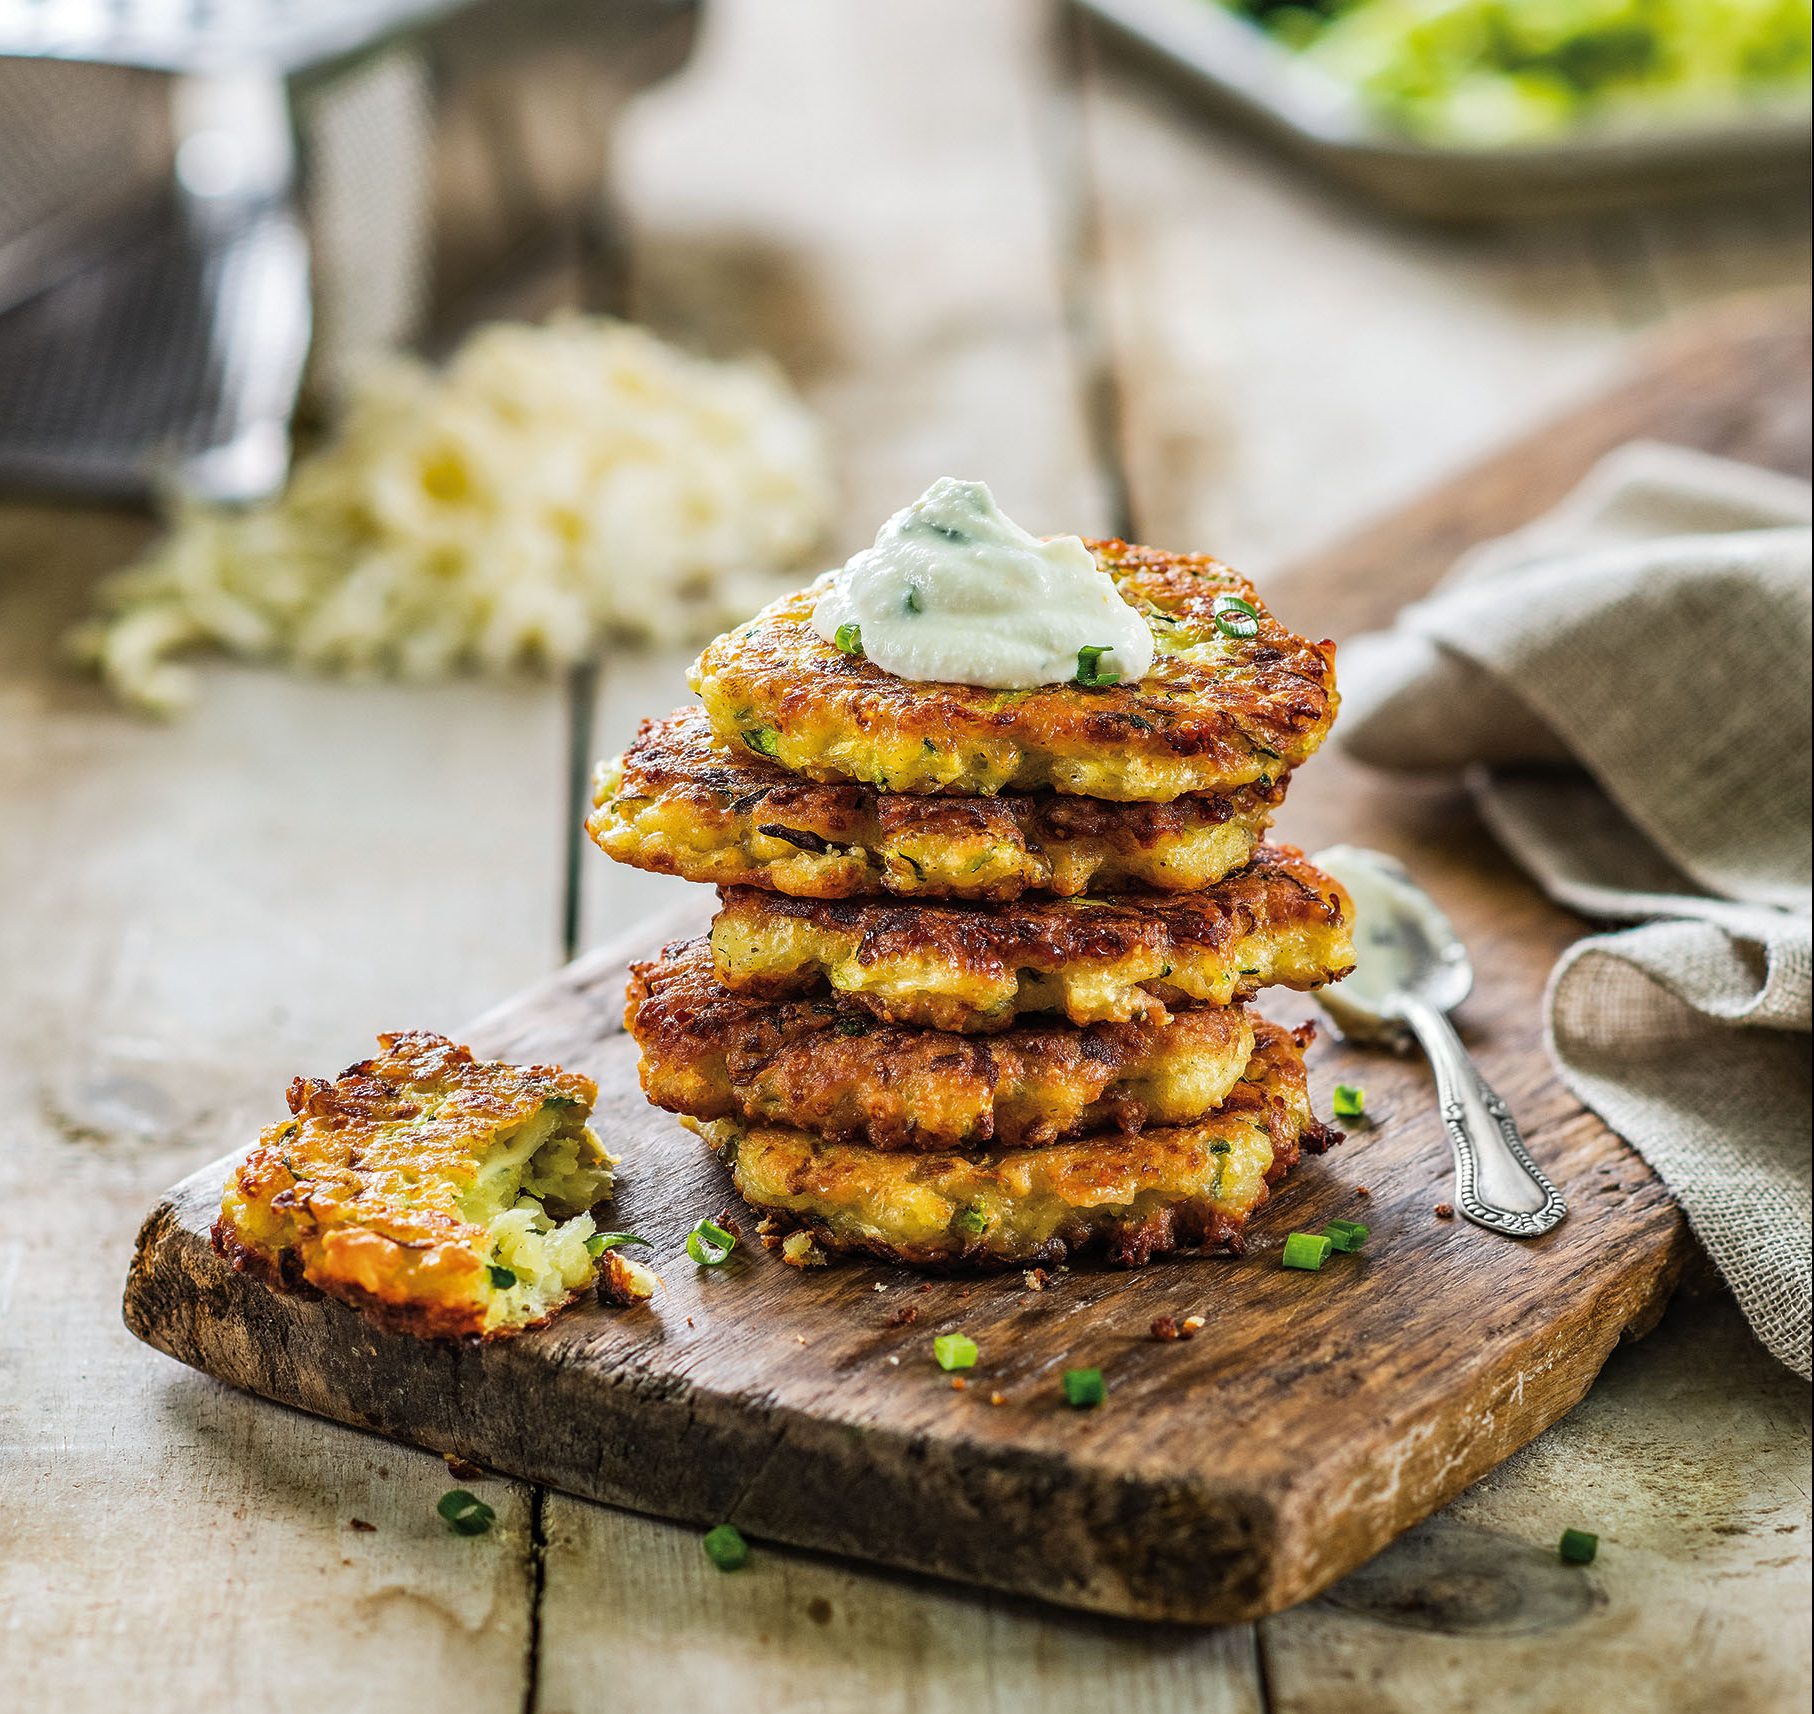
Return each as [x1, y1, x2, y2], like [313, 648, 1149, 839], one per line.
[122, 291, 1807, 1625]
[9, 4, 1807, 1704]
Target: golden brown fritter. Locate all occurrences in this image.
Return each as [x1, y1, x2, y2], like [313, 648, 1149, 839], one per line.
[689, 539, 1337, 802]
[627, 936, 1259, 1149]
[708, 843, 1353, 1033]
[590, 706, 1282, 901]
[696, 1019, 1337, 1269]
[214, 1031, 643, 1340]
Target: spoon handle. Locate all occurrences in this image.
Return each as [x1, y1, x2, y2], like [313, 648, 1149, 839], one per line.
[1397, 995, 1567, 1239]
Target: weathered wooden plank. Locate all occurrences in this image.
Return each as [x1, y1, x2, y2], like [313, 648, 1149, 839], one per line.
[0, 502, 571, 1711]
[120, 847, 1690, 1623]
[1264, 1288, 1812, 1714]
[537, 1505, 1263, 1714]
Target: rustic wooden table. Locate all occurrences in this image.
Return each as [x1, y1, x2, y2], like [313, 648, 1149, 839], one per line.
[3, 3, 1808, 1709]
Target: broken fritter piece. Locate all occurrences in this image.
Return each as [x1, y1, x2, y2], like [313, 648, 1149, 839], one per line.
[214, 1031, 647, 1339]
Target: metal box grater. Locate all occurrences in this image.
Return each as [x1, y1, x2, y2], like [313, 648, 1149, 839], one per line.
[0, 0, 700, 500]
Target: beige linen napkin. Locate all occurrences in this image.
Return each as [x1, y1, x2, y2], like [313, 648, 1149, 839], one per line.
[1338, 442, 1813, 1379]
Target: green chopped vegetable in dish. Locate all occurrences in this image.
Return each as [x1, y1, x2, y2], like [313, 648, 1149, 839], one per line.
[1219, 0, 1813, 147]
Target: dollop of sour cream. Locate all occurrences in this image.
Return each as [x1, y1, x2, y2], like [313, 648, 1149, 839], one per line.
[809, 478, 1155, 690]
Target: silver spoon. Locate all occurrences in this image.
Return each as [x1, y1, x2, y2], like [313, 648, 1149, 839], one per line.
[1311, 844, 1567, 1239]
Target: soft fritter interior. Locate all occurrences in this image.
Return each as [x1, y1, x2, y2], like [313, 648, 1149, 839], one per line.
[697, 1019, 1320, 1268]
[628, 937, 1259, 1148]
[459, 1105, 615, 1332]
[216, 1032, 618, 1338]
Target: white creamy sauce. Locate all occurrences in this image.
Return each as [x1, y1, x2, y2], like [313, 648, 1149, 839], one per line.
[809, 478, 1155, 690]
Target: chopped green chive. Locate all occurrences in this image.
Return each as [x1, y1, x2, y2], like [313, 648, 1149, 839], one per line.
[1321, 1219, 1370, 1253]
[1074, 644, 1120, 688]
[741, 727, 780, 759]
[1062, 1368, 1107, 1408]
[1282, 1232, 1333, 1271]
[703, 1523, 749, 1570]
[833, 1013, 870, 1036]
[1559, 1528, 1598, 1564]
[586, 1231, 651, 1258]
[903, 584, 923, 614]
[833, 622, 864, 656]
[933, 1333, 978, 1371]
[1212, 594, 1261, 640]
[437, 1490, 495, 1536]
[1332, 1083, 1366, 1120]
[487, 1264, 517, 1290]
[686, 1218, 738, 1267]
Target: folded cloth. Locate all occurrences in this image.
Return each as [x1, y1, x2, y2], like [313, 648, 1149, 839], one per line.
[1339, 442, 1813, 1379]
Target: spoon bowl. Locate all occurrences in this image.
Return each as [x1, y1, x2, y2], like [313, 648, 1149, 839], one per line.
[1313, 844, 1567, 1240]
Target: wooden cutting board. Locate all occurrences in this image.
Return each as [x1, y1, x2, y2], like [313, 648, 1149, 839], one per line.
[124, 294, 1809, 1625]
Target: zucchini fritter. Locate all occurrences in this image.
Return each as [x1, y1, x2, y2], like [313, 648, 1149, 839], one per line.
[709, 844, 1353, 1033]
[214, 1031, 640, 1340]
[689, 539, 1337, 802]
[696, 1020, 1335, 1268]
[590, 706, 1281, 901]
[627, 936, 1258, 1149]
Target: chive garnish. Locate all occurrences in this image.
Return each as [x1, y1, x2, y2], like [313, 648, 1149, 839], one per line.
[742, 727, 780, 759]
[933, 1334, 978, 1371]
[1321, 1219, 1369, 1253]
[586, 1231, 651, 1257]
[487, 1264, 517, 1289]
[1559, 1528, 1598, 1564]
[1281, 1232, 1333, 1271]
[437, 1490, 495, 1536]
[1074, 645, 1120, 688]
[1332, 1083, 1366, 1120]
[832, 1014, 870, 1037]
[903, 584, 923, 614]
[1212, 594, 1261, 640]
[1061, 1368, 1107, 1408]
[686, 1217, 738, 1267]
[703, 1523, 749, 1570]
[833, 622, 864, 656]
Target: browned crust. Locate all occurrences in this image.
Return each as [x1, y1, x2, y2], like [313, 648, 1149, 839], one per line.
[211, 1217, 548, 1342]
[719, 1021, 1342, 1272]
[710, 843, 1354, 1031]
[627, 937, 1257, 1149]
[690, 538, 1338, 799]
[591, 705, 1285, 899]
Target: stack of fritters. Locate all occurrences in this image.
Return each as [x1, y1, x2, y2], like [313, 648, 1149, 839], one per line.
[592, 537, 1355, 1269]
